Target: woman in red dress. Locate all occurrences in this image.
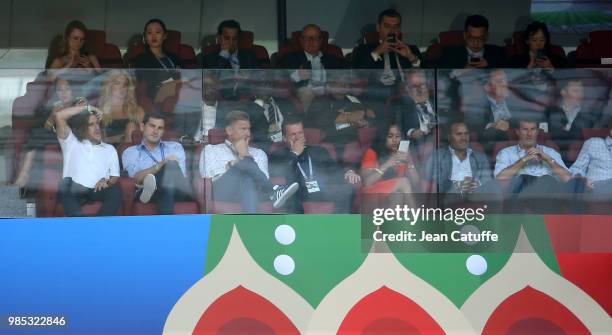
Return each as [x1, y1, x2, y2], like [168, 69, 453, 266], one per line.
[360, 123, 420, 194]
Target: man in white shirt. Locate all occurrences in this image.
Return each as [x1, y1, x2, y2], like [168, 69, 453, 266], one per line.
[199, 110, 298, 213]
[55, 104, 122, 216]
[495, 118, 573, 197]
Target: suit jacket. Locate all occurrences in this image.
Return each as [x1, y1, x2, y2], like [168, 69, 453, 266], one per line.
[547, 105, 596, 142]
[279, 51, 346, 87]
[509, 49, 567, 68]
[438, 44, 506, 69]
[424, 147, 493, 193]
[197, 49, 259, 69]
[305, 95, 370, 143]
[279, 51, 346, 69]
[239, 97, 299, 147]
[394, 98, 436, 138]
[352, 42, 422, 69]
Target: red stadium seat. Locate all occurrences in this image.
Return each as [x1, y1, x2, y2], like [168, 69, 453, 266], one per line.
[566, 142, 583, 163]
[582, 128, 609, 140]
[85, 30, 123, 68]
[424, 30, 464, 67]
[575, 30, 612, 68]
[358, 127, 377, 149]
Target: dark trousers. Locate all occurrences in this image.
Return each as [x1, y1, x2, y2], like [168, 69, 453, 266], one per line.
[141, 161, 193, 215]
[213, 157, 273, 213]
[287, 181, 354, 214]
[59, 177, 122, 217]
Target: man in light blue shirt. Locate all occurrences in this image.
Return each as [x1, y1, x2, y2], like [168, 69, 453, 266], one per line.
[569, 120, 612, 194]
[495, 118, 575, 201]
[122, 112, 192, 214]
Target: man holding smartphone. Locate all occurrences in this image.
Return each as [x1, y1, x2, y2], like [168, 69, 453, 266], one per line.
[438, 15, 505, 69]
[352, 9, 422, 85]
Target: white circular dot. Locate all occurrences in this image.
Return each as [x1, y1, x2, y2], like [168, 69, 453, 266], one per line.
[274, 225, 296, 245]
[466, 255, 487, 276]
[274, 255, 295, 276]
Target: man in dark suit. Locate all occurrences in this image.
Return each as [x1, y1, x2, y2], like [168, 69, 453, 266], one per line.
[269, 116, 360, 213]
[279, 24, 345, 112]
[438, 15, 505, 69]
[395, 70, 437, 147]
[547, 79, 596, 161]
[352, 9, 422, 87]
[197, 20, 259, 70]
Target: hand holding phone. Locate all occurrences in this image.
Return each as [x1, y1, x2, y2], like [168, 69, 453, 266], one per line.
[398, 140, 410, 153]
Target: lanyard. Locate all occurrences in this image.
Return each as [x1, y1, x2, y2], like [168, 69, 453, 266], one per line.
[297, 155, 314, 180]
[155, 55, 175, 70]
[142, 143, 165, 163]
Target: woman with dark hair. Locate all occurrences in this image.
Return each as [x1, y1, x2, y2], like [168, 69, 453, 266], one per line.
[133, 18, 181, 102]
[47, 20, 101, 76]
[359, 123, 420, 194]
[510, 21, 566, 69]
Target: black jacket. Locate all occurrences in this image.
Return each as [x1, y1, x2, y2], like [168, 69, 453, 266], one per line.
[509, 49, 567, 69]
[133, 48, 181, 101]
[352, 42, 422, 69]
[547, 105, 596, 142]
[438, 44, 506, 69]
[197, 49, 259, 69]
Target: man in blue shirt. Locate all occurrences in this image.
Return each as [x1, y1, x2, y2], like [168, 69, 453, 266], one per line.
[122, 112, 192, 214]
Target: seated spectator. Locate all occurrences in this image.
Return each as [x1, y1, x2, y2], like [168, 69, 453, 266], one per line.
[174, 72, 228, 143]
[55, 103, 122, 216]
[509, 21, 566, 69]
[438, 15, 505, 69]
[424, 120, 498, 194]
[395, 69, 437, 146]
[306, 72, 375, 160]
[98, 70, 145, 144]
[247, 71, 300, 149]
[494, 118, 573, 196]
[360, 123, 420, 194]
[199, 111, 298, 213]
[352, 9, 422, 87]
[122, 112, 193, 214]
[14, 77, 79, 192]
[134, 18, 181, 103]
[569, 119, 612, 194]
[547, 79, 596, 160]
[269, 116, 360, 213]
[279, 24, 345, 112]
[465, 69, 513, 150]
[197, 20, 258, 70]
[47, 20, 101, 78]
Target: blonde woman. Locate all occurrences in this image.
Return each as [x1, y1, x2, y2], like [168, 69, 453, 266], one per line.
[98, 70, 145, 144]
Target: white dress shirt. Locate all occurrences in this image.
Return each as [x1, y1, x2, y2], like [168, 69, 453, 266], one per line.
[450, 147, 473, 181]
[200, 140, 269, 180]
[59, 131, 119, 188]
[194, 101, 218, 141]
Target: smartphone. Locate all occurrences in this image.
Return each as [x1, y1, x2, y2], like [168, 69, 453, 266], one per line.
[398, 140, 410, 153]
[387, 33, 397, 44]
[470, 57, 481, 63]
[536, 49, 546, 60]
